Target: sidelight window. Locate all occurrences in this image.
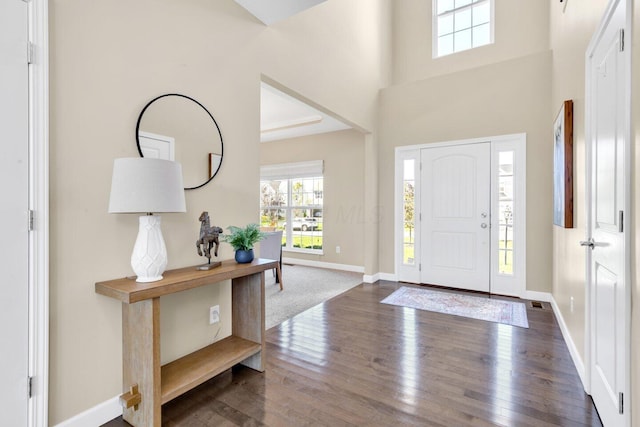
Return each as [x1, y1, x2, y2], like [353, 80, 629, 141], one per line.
[403, 159, 416, 265]
[497, 151, 514, 275]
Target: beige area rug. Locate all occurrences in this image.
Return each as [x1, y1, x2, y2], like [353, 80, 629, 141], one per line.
[381, 286, 529, 328]
[264, 264, 363, 329]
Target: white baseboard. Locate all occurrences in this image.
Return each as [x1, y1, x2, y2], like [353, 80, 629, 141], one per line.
[524, 290, 553, 302]
[524, 290, 586, 389]
[549, 294, 586, 390]
[379, 272, 397, 282]
[54, 395, 121, 427]
[362, 273, 379, 283]
[281, 257, 364, 273]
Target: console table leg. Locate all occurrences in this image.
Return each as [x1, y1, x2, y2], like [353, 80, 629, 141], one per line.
[122, 298, 161, 427]
[232, 272, 265, 372]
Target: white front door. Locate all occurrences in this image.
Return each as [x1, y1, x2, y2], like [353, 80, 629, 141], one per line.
[586, 0, 629, 425]
[0, 1, 30, 425]
[420, 143, 491, 292]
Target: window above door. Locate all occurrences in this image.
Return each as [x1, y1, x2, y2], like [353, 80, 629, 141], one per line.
[433, 0, 494, 58]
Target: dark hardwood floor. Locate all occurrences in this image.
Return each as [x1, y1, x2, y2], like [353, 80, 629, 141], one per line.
[104, 281, 602, 426]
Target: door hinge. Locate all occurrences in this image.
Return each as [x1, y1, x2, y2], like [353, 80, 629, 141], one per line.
[418, 263, 422, 272]
[619, 210, 624, 233]
[28, 210, 35, 231]
[28, 376, 33, 399]
[619, 29, 625, 52]
[27, 42, 34, 65]
[619, 392, 624, 414]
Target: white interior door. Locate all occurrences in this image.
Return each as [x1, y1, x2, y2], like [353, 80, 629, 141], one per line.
[586, 0, 629, 425]
[138, 131, 175, 160]
[0, 1, 30, 425]
[420, 143, 491, 292]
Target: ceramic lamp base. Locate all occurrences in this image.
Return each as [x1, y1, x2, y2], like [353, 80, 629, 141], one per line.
[131, 215, 167, 282]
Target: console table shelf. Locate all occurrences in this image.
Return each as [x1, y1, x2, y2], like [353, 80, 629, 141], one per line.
[160, 335, 261, 404]
[95, 258, 276, 427]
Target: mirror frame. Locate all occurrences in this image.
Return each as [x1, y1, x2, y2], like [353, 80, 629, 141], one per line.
[136, 93, 224, 190]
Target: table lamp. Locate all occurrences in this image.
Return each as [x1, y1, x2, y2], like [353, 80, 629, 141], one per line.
[108, 158, 186, 282]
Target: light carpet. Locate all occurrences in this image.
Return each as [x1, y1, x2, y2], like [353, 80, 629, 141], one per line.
[381, 286, 529, 328]
[265, 264, 363, 329]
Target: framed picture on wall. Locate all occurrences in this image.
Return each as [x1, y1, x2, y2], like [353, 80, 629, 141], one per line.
[553, 100, 574, 228]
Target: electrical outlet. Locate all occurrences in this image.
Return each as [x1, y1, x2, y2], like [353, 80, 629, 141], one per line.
[209, 305, 220, 325]
[336, 246, 341, 254]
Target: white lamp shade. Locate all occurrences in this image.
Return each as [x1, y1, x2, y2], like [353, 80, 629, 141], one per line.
[109, 158, 186, 213]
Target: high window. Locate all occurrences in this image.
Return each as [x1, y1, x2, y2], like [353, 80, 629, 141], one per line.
[260, 161, 324, 254]
[433, 0, 493, 57]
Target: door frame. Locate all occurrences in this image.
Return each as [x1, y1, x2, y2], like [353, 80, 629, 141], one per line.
[583, 0, 631, 423]
[28, 0, 49, 425]
[395, 133, 526, 297]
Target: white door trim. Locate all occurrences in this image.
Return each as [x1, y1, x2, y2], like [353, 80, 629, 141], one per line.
[28, 0, 49, 425]
[395, 133, 526, 297]
[584, 0, 631, 423]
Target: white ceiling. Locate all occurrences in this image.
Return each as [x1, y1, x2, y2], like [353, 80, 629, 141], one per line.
[260, 82, 351, 143]
[234, 0, 327, 26]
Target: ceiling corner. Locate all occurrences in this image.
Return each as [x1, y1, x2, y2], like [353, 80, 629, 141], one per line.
[233, 0, 327, 26]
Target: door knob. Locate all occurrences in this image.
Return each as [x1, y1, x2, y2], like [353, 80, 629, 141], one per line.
[481, 223, 488, 229]
[580, 238, 595, 249]
[481, 212, 488, 218]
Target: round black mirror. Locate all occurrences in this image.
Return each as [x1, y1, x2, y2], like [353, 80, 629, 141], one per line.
[136, 94, 223, 190]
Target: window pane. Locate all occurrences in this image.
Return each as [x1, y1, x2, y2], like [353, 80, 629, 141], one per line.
[498, 151, 514, 276]
[261, 176, 323, 254]
[454, 28, 472, 52]
[472, 2, 490, 25]
[435, 0, 492, 57]
[454, 8, 471, 32]
[403, 160, 416, 266]
[438, 14, 454, 36]
[498, 250, 513, 275]
[260, 180, 286, 208]
[438, 34, 454, 56]
[437, 0, 454, 14]
[472, 23, 491, 47]
[455, 0, 473, 8]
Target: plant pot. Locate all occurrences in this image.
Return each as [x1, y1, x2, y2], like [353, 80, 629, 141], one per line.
[234, 248, 254, 264]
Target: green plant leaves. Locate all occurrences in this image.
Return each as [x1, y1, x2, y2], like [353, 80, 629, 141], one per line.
[222, 223, 265, 251]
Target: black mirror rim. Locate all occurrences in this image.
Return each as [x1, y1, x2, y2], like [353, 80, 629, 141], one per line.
[136, 93, 224, 190]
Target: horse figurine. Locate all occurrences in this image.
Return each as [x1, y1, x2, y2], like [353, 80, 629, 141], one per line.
[196, 211, 223, 264]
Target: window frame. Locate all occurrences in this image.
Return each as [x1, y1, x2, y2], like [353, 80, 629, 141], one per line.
[260, 161, 324, 255]
[432, 0, 495, 58]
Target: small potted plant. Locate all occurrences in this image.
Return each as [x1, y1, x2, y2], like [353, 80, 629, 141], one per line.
[222, 223, 265, 263]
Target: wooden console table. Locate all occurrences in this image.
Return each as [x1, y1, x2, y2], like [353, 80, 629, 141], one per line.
[95, 258, 277, 427]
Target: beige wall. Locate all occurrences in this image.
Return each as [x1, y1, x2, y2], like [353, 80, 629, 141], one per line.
[48, 0, 390, 423]
[379, 52, 553, 290]
[549, 0, 608, 376]
[392, 0, 549, 84]
[47, 0, 640, 424]
[631, 1, 640, 427]
[551, 1, 640, 425]
[381, 0, 553, 290]
[260, 130, 366, 267]
[634, 1, 640, 421]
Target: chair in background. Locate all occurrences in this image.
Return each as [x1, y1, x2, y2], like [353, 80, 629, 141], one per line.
[259, 230, 283, 290]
